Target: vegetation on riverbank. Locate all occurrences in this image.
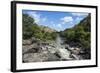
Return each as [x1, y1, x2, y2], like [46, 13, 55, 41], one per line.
[60, 14, 91, 59]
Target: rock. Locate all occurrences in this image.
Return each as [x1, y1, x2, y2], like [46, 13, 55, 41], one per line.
[24, 48, 41, 54]
[46, 53, 60, 61]
[22, 43, 39, 54]
[23, 49, 61, 63]
[47, 46, 57, 54]
[41, 46, 47, 51]
[65, 44, 70, 49]
[68, 47, 81, 55]
[72, 47, 80, 55]
[54, 52, 61, 58]
[69, 47, 75, 50]
[23, 39, 32, 45]
[22, 45, 31, 54]
[31, 37, 36, 41]
[31, 37, 38, 43]
[23, 53, 48, 62]
[71, 54, 82, 60]
[23, 52, 60, 63]
[80, 50, 85, 54]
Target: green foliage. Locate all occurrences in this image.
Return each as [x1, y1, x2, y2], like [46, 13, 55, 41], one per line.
[23, 14, 35, 39]
[60, 15, 91, 59]
[23, 14, 34, 25]
[23, 13, 57, 41]
[64, 29, 75, 42]
[64, 26, 91, 49]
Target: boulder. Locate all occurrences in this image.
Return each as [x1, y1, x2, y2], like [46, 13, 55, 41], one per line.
[46, 53, 60, 61]
[23, 39, 32, 45]
[22, 43, 41, 54]
[72, 48, 80, 55]
[23, 53, 50, 62]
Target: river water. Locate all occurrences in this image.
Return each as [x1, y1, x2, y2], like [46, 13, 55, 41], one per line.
[55, 34, 71, 60]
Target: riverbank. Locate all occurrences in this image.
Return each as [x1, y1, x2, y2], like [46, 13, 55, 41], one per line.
[22, 34, 85, 63]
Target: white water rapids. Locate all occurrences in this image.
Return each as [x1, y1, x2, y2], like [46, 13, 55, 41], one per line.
[55, 34, 71, 60]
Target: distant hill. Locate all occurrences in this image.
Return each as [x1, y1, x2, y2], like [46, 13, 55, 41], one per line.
[39, 25, 57, 33]
[74, 14, 91, 32]
[64, 14, 91, 32]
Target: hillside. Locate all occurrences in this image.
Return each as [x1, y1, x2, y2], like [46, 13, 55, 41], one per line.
[23, 14, 57, 41]
[39, 25, 57, 33]
[60, 14, 91, 59]
[74, 13, 91, 32]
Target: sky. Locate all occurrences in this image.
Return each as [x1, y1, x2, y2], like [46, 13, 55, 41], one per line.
[23, 10, 89, 31]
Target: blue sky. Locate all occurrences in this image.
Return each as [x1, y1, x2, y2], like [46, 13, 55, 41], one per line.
[23, 10, 89, 31]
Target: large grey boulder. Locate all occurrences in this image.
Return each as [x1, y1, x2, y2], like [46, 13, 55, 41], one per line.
[23, 53, 47, 62]
[23, 39, 32, 45]
[22, 43, 41, 54]
[71, 47, 80, 55]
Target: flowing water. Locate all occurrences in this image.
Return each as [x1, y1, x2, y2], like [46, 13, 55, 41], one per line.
[56, 34, 62, 48]
[55, 34, 71, 60]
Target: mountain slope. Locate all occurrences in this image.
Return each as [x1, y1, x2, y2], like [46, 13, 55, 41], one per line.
[60, 14, 91, 59]
[23, 14, 57, 41]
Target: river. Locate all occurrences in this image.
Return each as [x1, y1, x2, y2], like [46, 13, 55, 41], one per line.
[55, 34, 72, 60]
[23, 34, 83, 63]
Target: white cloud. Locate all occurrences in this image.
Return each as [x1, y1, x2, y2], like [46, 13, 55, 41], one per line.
[42, 17, 47, 22]
[26, 11, 47, 24]
[58, 24, 62, 28]
[75, 17, 84, 24]
[54, 24, 63, 31]
[26, 11, 41, 23]
[50, 22, 62, 28]
[50, 21, 56, 27]
[61, 16, 73, 24]
[49, 21, 63, 31]
[71, 13, 88, 16]
[76, 17, 83, 21]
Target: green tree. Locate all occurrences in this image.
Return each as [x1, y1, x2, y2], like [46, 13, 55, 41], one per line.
[23, 14, 35, 39]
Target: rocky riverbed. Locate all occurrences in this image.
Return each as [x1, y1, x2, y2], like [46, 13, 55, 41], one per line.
[22, 36, 84, 63]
